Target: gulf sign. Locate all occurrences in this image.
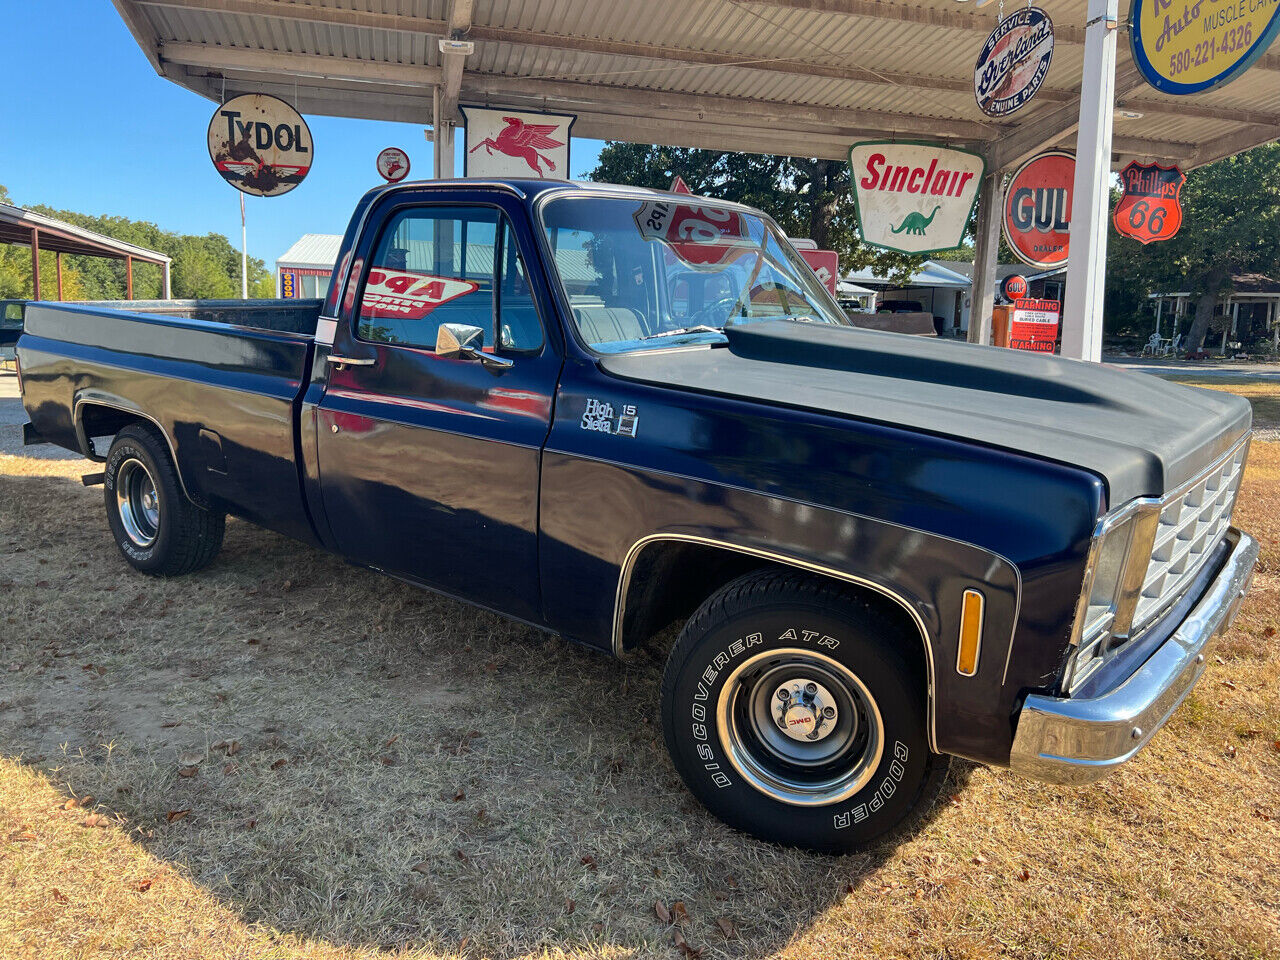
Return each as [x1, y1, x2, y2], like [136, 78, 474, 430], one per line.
[1001, 274, 1028, 300]
[207, 94, 312, 197]
[849, 142, 985, 255]
[1003, 151, 1075, 268]
[1130, 0, 1280, 95]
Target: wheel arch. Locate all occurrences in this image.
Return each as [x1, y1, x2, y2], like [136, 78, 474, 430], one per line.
[613, 534, 938, 751]
[74, 397, 195, 503]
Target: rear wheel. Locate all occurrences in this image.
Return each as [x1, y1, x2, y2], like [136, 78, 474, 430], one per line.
[661, 570, 949, 853]
[104, 424, 225, 576]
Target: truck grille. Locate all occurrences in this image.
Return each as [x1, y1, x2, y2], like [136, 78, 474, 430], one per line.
[1130, 439, 1248, 635]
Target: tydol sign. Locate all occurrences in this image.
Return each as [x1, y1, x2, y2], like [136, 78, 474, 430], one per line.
[207, 94, 312, 197]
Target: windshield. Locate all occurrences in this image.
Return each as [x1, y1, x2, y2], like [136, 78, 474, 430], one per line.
[540, 194, 850, 353]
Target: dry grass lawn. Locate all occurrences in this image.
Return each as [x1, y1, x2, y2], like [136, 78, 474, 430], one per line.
[1160, 376, 1280, 434]
[1, 386, 1278, 959]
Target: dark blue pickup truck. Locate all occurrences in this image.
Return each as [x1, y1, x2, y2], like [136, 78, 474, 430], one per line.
[17, 179, 1258, 852]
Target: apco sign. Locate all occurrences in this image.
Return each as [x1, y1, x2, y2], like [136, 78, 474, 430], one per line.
[462, 106, 573, 178]
[1114, 161, 1185, 244]
[1010, 298, 1060, 352]
[1004, 150, 1075, 268]
[1130, 0, 1280, 95]
[799, 249, 840, 294]
[376, 147, 410, 183]
[207, 94, 312, 197]
[848, 141, 985, 254]
[974, 7, 1055, 117]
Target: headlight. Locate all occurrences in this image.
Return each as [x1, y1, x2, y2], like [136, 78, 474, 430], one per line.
[1063, 503, 1160, 692]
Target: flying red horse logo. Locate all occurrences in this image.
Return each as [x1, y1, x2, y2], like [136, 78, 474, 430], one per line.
[469, 116, 563, 176]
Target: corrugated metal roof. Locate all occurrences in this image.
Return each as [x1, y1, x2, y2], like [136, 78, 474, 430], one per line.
[277, 233, 343, 268]
[0, 202, 171, 263]
[115, 0, 1280, 168]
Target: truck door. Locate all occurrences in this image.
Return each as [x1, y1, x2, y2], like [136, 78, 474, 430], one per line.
[313, 192, 559, 623]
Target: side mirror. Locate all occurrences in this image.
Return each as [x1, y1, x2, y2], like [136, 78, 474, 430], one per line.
[435, 323, 513, 372]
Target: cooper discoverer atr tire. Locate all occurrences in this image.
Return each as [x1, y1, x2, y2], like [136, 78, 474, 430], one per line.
[103, 424, 225, 576]
[661, 569, 948, 853]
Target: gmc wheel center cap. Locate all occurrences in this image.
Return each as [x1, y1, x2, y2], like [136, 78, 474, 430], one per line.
[773, 678, 840, 742]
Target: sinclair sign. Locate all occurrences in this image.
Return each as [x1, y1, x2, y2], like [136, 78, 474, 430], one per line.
[848, 141, 985, 254]
[1003, 150, 1075, 268]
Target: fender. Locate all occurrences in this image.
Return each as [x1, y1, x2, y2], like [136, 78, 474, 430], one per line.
[73, 394, 197, 503]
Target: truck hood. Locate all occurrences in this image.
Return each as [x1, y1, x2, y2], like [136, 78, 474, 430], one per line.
[599, 321, 1252, 506]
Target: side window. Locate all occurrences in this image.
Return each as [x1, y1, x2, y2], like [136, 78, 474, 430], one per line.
[496, 219, 543, 352]
[358, 206, 497, 350]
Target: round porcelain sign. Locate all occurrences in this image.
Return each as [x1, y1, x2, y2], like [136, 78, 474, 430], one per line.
[1002, 274, 1028, 300]
[1003, 151, 1075, 269]
[1130, 0, 1280, 94]
[376, 147, 411, 182]
[207, 94, 313, 197]
[974, 7, 1055, 118]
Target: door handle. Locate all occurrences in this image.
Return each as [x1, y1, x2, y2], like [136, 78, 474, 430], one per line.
[326, 355, 375, 367]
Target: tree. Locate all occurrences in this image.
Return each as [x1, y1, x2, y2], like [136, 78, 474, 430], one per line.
[1103, 143, 1280, 352]
[587, 143, 925, 283]
[0, 183, 275, 301]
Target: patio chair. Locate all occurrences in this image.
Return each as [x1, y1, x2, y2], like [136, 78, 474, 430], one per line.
[1140, 332, 1162, 356]
[1161, 333, 1182, 357]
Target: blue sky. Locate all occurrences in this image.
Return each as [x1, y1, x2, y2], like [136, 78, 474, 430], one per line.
[1, 2, 606, 267]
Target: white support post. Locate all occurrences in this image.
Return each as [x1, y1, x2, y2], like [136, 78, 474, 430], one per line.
[1155, 297, 1162, 337]
[162, 261, 171, 300]
[1061, 0, 1119, 362]
[967, 170, 1005, 346]
[432, 87, 456, 179]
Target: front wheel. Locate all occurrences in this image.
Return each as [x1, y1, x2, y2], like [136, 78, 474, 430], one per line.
[103, 424, 225, 576]
[660, 570, 948, 853]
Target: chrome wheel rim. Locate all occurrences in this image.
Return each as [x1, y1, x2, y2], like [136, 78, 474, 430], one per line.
[716, 648, 883, 806]
[115, 458, 160, 548]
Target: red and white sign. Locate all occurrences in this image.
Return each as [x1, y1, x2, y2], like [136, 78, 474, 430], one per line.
[633, 200, 753, 269]
[848, 141, 985, 254]
[1009, 297, 1060, 352]
[376, 147, 411, 182]
[670, 175, 693, 195]
[360, 269, 479, 321]
[1001, 274, 1028, 300]
[799, 249, 840, 295]
[207, 94, 312, 197]
[462, 106, 573, 178]
[1004, 151, 1074, 268]
[1113, 161, 1184, 245]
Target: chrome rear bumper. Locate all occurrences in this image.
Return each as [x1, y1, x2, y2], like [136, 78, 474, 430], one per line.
[1010, 528, 1258, 785]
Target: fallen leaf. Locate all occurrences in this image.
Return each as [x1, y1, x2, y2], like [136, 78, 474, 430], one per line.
[655, 900, 672, 924]
[972, 854, 987, 865]
[580, 854, 598, 871]
[672, 928, 702, 958]
[61, 799, 77, 811]
[50, 889, 68, 904]
[726, 874, 738, 889]
[9, 830, 36, 842]
[384, 735, 399, 748]
[1252, 809, 1272, 821]
[178, 751, 203, 766]
[1273, 740, 1280, 753]
[166, 809, 190, 823]
[1264, 626, 1276, 638]
[1225, 744, 1238, 758]
[453, 848, 469, 862]
[244, 819, 257, 829]
[83, 813, 106, 828]
[1222, 679, 1238, 690]
[270, 758, 288, 770]
[453, 788, 466, 801]
[565, 898, 575, 914]
[223, 763, 237, 775]
[378, 754, 396, 766]
[715, 916, 740, 939]
[411, 861, 431, 874]
[178, 766, 198, 779]
[160, 720, 181, 728]
[672, 900, 690, 925]
[1018, 868, 1031, 882]
[133, 878, 153, 893]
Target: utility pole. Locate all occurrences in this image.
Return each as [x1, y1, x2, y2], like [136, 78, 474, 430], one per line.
[240, 192, 249, 299]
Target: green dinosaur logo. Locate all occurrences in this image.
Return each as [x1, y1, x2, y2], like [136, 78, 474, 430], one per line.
[890, 205, 942, 236]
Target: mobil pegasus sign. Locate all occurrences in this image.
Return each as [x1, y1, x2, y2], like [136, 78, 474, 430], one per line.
[848, 141, 985, 254]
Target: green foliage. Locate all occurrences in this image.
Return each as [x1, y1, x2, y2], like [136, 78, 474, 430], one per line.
[586, 143, 925, 284]
[0, 184, 273, 301]
[1103, 143, 1280, 349]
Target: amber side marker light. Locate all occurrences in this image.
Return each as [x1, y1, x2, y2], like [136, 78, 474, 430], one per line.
[957, 589, 984, 676]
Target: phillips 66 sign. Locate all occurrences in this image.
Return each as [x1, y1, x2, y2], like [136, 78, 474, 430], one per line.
[207, 94, 312, 197]
[1113, 161, 1185, 244]
[848, 141, 985, 255]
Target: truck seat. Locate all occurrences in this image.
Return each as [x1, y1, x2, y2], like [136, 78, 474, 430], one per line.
[573, 306, 646, 345]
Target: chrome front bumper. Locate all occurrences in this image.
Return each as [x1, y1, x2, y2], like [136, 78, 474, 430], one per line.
[1010, 528, 1259, 785]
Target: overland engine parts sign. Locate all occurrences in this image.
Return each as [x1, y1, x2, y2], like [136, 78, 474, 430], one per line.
[1114, 161, 1185, 244]
[208, 94, 312, 197]
[1003, 150, 1075, 268]
[462, 106, 574, 178]
[1130, 0, 1280, 95]
[974, 7, 1055, 117]
[848, 141, 985, 255]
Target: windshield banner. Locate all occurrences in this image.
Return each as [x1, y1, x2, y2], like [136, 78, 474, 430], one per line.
[848, 141, 985, 255]
[633, 200, 754, 269]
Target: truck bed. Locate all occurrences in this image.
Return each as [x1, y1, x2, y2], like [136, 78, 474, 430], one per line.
[18, 299, 322, 544]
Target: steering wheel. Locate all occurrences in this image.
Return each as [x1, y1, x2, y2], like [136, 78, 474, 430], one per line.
[686, 296, 744, 329]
